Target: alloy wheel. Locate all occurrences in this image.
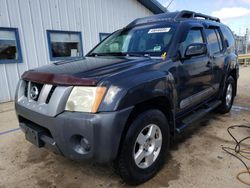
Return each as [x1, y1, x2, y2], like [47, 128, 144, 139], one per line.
[133, 124, 162, 169]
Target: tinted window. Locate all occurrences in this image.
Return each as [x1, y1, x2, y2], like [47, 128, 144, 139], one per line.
[220, 26, 235, 50]
[0, 28, 22, 63]
[182, 29, 204, 51]
[47, 31, 83, 60]
[205, 29, 221, 54]
[90, 25, 175, 56]
[215, 29, 223, 51]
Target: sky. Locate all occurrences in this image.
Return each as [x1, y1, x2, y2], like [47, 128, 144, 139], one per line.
[157, 0, 250, 36]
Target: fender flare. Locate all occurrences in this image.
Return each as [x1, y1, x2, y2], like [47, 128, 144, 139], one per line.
[218, 53, 238, 98]
[116, 72, 177, 111]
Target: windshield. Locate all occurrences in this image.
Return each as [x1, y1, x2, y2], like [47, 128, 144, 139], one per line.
[88, 24, 175, 57]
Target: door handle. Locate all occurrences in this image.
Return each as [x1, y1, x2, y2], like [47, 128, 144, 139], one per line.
[207, 61, 213, 67]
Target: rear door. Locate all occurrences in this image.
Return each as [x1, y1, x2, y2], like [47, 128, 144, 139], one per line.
[205, 27, 225, 90]
[177, 27, 213, 110]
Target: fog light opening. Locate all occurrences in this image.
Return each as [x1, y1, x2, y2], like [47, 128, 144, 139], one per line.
[80, 137, 90, 152]
[70, 135, 91, 154]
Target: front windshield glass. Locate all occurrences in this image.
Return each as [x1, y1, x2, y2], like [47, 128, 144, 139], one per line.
[88, 24, 175, 57]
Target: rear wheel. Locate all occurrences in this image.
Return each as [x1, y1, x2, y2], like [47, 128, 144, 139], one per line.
[217, 76, 235, 113]
[115, 109, 170, 185]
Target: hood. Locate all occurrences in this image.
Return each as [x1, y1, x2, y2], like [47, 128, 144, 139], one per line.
[22, 56, 161, 86]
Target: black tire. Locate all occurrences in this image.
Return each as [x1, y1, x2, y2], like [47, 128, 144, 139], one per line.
[217, 76, 235, 114]
[115, 109, 170, 185]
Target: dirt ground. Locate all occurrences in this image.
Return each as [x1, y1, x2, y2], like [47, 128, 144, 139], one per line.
[1, 67, 250, 188]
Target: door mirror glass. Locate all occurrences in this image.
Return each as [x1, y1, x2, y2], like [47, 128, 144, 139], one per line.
[185, 43, 207, 57]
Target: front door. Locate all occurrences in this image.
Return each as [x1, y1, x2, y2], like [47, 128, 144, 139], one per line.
[176, 28, 213, 111]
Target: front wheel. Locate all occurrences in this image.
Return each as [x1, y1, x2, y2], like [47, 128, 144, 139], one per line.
[115, 109, 170, 185]
[217, 76, 235, 113]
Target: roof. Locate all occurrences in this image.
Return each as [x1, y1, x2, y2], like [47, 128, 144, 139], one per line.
[137, 0, 166, 14]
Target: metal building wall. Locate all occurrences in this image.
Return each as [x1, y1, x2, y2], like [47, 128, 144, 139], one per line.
[0, 0, 153, 102]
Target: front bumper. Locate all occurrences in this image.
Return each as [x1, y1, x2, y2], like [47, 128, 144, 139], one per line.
[15, 103, 133, 163]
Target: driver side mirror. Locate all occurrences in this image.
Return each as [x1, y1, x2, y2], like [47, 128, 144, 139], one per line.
[185, 43, 207, 57]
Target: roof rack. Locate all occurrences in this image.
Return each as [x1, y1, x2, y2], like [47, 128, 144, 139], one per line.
[175, 10, 220, 22]
[126, 12, 178, 28]
[125, 10, 220, 28]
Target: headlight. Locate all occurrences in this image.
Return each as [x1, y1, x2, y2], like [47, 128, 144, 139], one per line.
[65, 86, 107, 113]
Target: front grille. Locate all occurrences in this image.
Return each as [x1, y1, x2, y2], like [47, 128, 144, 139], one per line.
[24, 81, 28, 97]
[46, 86, 56, 104]
[18, 80, 72, 117]
[23, 81, 57, 103]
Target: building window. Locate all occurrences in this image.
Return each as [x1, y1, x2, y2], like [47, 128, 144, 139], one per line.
[99, 33, 111, 41]
[0, 27, 22, 63]
[47, 30, 83, 61]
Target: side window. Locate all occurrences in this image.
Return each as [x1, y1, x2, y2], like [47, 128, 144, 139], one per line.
[182, 29, 204, 52]
[215, 29, 223, 51]
[220, 26, 235, 51]
[205, 29, 221, 54]
[0, 28, 22, 63]
[47, 30, 83, 61]
[100, 35, 129, 53]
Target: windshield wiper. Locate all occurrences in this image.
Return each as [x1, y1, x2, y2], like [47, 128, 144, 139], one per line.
[88, 52, 151, 57]
[88, 52, 107, 57]
[88, 52, 128, 57]
[127, 53, 150, 57]
[105, 52, 127, 56]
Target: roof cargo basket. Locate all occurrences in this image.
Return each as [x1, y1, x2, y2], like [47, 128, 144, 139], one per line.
[175, 10, 220, 22]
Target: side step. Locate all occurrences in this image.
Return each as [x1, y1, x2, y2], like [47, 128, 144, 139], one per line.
[176, 100, 222, 133]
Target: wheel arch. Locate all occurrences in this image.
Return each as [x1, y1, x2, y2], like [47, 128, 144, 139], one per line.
[116, 96, 175, 159]
[219, 54, 238, 98]
[228, 69, 237, 96]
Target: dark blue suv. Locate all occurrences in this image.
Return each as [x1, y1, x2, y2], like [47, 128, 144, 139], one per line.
[15, 10, 239, 185]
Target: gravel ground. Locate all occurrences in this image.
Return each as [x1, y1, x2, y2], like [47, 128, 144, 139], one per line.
[0, 67, 250, 188]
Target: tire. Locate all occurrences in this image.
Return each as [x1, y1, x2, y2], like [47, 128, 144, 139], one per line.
[115, 109, 170, 185]
[217, 76, 235, 114]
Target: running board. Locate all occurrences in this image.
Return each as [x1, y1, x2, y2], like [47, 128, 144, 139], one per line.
[176, 100, 222, 133]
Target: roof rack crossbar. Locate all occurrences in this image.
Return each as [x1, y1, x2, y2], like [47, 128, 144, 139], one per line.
[175, 10, 220, 22]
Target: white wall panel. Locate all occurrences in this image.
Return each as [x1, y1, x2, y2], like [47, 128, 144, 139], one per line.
[29, 0, 48, 68]
[8, 0, 29, 74]
[19, 0, 39, 69]
[0, 0, 20, 101]
[3, 0, 20, 100]
[58, 0, 69, 30]
[67, 0, 77, 30]
[0, 0, 11, 102]
[49, 0, 61, 29]
[0, 0, 153, 102]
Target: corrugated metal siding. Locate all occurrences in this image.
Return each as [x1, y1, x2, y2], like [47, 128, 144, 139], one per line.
[0, 0, 153, 102]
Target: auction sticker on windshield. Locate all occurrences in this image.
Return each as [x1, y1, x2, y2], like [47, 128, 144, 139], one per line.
[148, 28, 171, 34]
